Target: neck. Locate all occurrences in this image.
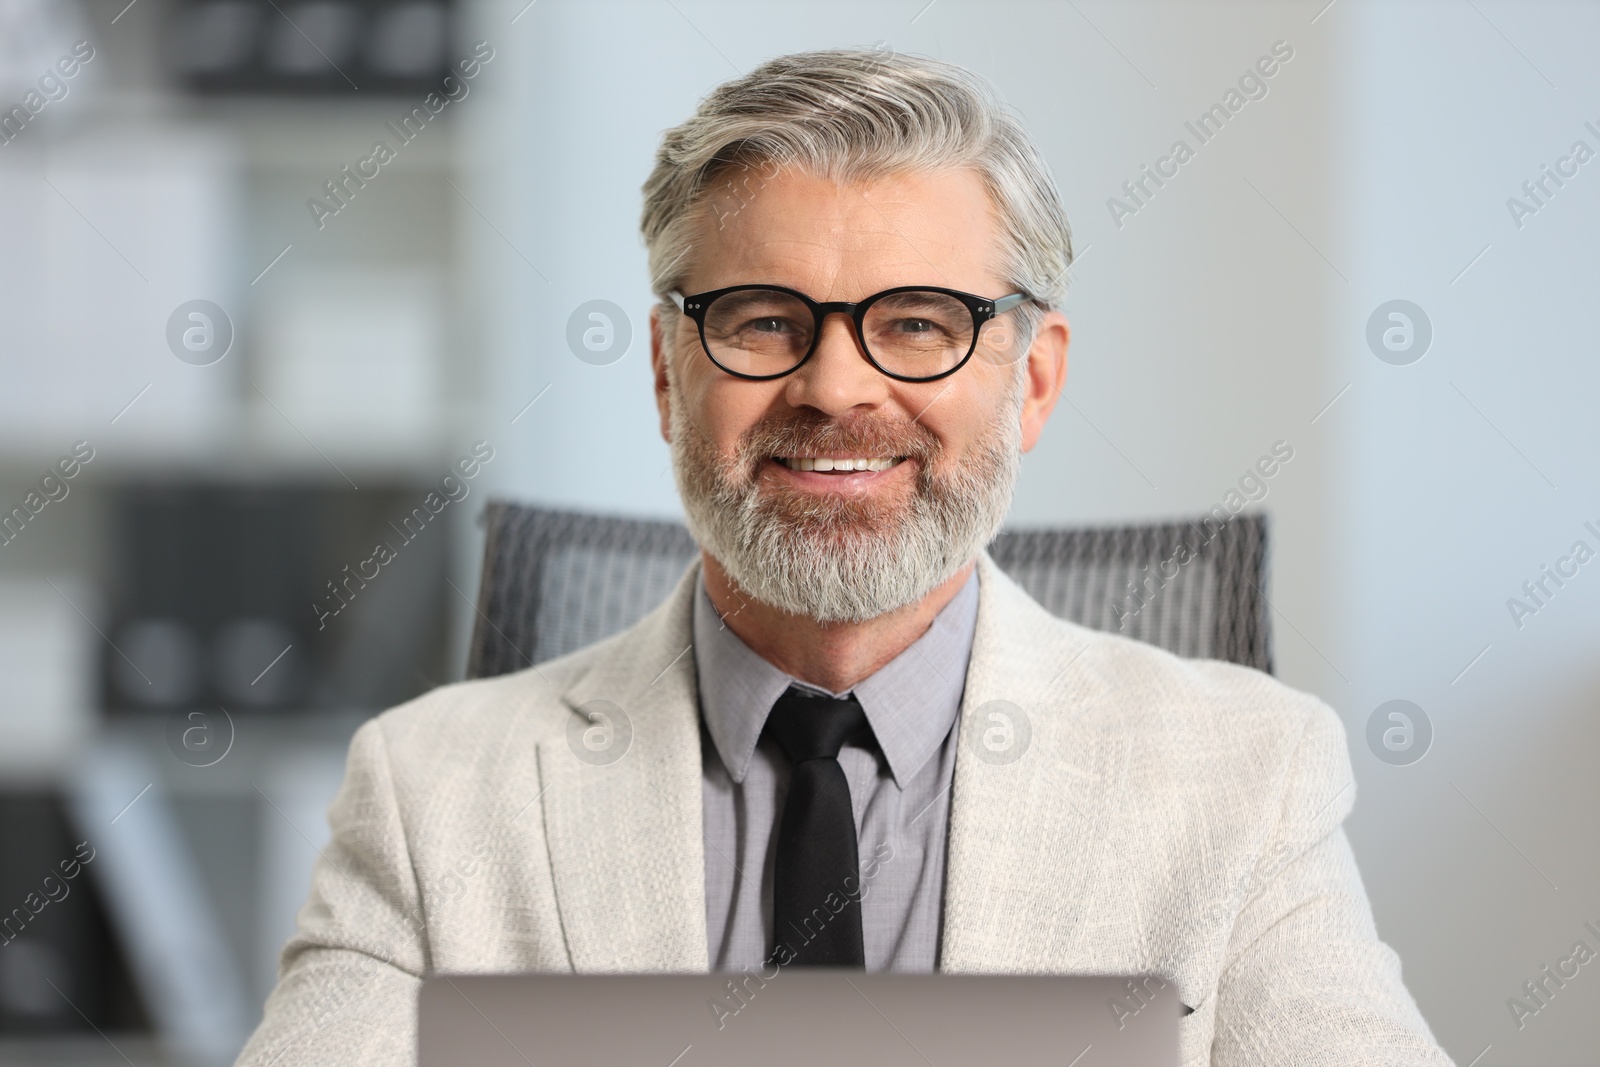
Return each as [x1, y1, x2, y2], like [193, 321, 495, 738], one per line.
[700, 552, 977, 693]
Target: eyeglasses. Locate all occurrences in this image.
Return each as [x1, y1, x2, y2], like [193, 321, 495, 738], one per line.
[669, 284, 1028, 383]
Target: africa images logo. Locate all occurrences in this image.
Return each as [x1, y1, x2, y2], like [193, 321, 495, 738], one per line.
[0, 40, 96, 148]
[307, 41, 495, 230]
[1106, 40, 1295, 229]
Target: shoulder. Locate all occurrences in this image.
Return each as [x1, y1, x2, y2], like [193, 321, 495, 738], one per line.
[351, 624, 636, 771]
[1076, 615, 1327, 727]
[1081, 622, 1341, 760]
[1057, 621, 1352, 822]
[976, 556, 1347, 792]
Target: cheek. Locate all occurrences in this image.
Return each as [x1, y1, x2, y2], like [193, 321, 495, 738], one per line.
[976, 321, 1021, 362]
[670, 317, 700, 359]
[896, 382, 991, 459]
[669, 324, 718, 396]
[681, 370, 772, 458]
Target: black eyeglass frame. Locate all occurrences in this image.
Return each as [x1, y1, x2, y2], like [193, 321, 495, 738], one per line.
[669, 283, 1029, 383]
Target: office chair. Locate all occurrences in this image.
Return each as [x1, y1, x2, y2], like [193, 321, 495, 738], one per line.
[466, 502, 1272, 678]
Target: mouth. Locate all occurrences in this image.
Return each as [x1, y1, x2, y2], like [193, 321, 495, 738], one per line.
[775, 456, 905, 473]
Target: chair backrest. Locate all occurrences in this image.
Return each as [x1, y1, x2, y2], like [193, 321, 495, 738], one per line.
[466, 502, 1273, 680]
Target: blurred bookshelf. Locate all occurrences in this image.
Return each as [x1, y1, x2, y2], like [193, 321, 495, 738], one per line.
[0, 0, 491, 1060]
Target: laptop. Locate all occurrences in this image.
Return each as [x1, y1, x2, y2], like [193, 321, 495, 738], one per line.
[418, 971, 1181, 1066]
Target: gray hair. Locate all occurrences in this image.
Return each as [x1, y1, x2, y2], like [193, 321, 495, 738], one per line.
[640, 48, 1073, 352]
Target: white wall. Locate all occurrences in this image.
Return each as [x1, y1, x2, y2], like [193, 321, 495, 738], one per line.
[1334, 1, 1600, 1061]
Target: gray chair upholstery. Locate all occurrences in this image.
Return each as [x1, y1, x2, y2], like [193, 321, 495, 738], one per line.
[466, 502, 1273, 679]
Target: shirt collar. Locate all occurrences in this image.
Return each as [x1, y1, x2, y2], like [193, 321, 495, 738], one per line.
[693, 567, 980, 790]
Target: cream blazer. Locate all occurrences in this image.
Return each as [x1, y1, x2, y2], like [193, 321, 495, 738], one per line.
[236, 553, 1454, 1067]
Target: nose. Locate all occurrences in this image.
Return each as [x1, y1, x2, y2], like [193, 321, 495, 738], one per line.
[782, 310, 889, 416]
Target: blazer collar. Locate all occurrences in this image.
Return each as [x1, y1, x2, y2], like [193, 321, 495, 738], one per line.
[539, 557, 710, 972]
[938, 551, 1126, 972]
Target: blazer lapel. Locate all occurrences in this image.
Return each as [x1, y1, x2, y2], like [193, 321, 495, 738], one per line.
[940, 552, 1128, 973]
[535, 560, 709, 972]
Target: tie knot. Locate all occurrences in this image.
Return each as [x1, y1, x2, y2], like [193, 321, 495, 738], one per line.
[763, 686, 870, 764]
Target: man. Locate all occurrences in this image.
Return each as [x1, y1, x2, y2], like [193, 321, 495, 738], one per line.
[237, 49, 1453, 1067]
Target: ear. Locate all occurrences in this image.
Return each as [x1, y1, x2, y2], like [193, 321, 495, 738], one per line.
[650, 303, 672, 443]
[1018, 309, 1069, 453]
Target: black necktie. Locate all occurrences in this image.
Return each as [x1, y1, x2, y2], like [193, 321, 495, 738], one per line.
[762, 685, 871, 967]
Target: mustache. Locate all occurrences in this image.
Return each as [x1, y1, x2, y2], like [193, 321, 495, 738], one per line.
[736, 409, 940, 467]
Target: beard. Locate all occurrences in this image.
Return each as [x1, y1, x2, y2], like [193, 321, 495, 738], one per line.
[669, 372, 1024, 624]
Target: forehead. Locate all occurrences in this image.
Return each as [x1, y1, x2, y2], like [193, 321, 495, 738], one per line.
[686, 164, 1005, 298]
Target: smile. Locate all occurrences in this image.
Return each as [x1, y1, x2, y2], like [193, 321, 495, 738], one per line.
[776, 456, 904, 472]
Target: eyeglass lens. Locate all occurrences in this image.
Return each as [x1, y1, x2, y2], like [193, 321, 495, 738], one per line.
[700, 288, 976, 379]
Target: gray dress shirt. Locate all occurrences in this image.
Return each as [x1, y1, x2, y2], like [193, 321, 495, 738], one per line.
[694, 568, 980, 973]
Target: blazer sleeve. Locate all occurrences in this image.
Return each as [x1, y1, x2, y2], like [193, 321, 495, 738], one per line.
[1208, 701, 1456, 1067]
[234, 718, 426, 1067]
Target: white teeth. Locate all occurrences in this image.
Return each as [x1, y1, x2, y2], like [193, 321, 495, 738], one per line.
[779, 457, 900, 472]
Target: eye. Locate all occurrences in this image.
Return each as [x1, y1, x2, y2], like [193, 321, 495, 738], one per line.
[747, 316, 795, 335]
[882, 316, 958, 340]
